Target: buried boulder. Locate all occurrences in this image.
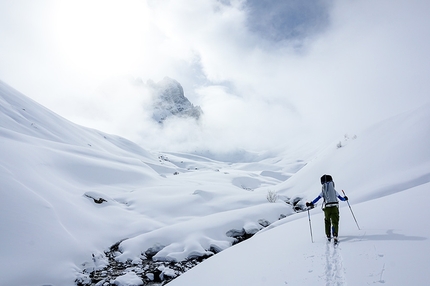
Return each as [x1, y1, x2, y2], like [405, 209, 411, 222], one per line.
[84, 192, 109, 205]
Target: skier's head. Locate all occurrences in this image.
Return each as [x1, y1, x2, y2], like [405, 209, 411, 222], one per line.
[320, 174, 333, 184]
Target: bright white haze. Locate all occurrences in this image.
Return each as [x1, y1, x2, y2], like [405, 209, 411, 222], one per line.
[1, 0, 429, 153]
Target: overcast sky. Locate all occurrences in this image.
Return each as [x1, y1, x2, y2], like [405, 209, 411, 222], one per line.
[1, 0, 430, 155]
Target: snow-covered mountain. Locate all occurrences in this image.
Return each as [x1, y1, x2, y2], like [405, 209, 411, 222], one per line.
[146, 77, 203, 123]
[1, 79, 430, 286]
[0, 80, 297, 285]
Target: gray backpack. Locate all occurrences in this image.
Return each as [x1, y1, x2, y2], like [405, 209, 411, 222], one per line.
[321, 174, 338, 207]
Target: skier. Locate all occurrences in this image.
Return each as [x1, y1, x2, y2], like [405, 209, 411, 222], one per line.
[306, 174, 348, 243]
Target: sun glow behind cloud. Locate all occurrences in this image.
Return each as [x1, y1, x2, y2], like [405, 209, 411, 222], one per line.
[1, 0, 430, 156]
[53, 0, 149, 78]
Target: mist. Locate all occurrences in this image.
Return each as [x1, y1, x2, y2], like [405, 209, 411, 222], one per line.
[1, 0, 429, 155]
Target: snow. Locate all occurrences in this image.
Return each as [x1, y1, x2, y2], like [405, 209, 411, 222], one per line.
[171, 183, 430, 285]
[1, 79, 430, 285]
[114, 272, 143, 286]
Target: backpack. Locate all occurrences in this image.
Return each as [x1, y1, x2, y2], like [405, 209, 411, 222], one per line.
[321, 174, 338, 206]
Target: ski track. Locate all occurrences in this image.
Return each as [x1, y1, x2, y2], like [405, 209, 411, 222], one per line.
[324, 242, 346, 286]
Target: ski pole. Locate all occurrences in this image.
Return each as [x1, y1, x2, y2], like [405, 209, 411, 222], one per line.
[307, 208, 314, 243]
[342, 190, 360, 230]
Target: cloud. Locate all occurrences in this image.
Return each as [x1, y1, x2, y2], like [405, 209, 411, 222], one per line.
[1, 0, 430, 155]
[245, 0, 333, 42]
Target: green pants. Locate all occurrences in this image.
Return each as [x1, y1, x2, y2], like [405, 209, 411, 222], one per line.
[324, 206, 339, 237]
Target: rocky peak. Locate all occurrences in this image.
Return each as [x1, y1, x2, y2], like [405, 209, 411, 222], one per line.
[148, 77, 203, 123]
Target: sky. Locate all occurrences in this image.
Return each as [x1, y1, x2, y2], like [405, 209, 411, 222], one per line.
[1, 0, 430, 154]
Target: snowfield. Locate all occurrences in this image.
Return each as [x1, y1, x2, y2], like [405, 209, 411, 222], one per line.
[171, 183, 430, 285]
[1, 79, 430, 285]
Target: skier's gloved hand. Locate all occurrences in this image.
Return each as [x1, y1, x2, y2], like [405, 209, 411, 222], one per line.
[306, 202, 314, 207]
[344, 196, 348, 201]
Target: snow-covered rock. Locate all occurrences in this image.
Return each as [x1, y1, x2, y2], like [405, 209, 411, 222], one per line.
[113, 272, 143, 286]
[147, 77, 202, 123]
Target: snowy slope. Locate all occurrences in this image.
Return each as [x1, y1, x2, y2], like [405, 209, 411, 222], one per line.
[170, 183, 430, 285]
[169, 103, 430, 285]
[0, 80, 168, 285]
[1, 78, 430, 286]
[0, 80, 297, 285]
[276, 103, 430, 205]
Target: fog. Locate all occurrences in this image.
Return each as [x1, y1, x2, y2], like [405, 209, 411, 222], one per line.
[1, 0, 429, 154]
